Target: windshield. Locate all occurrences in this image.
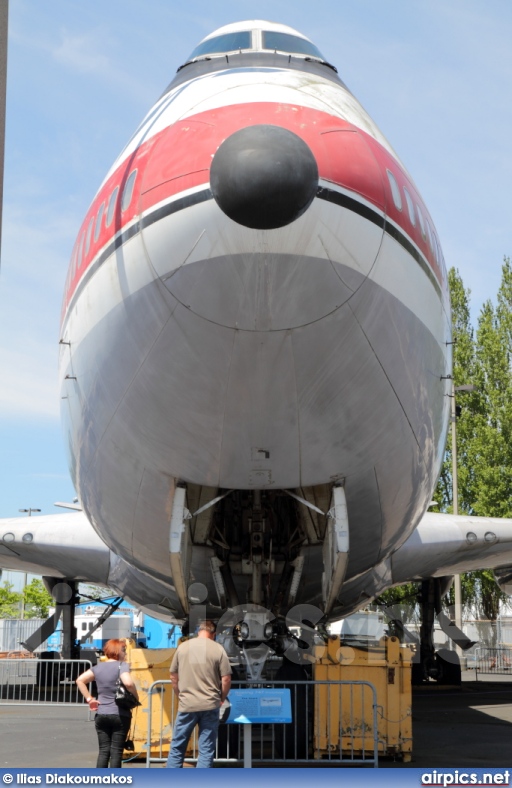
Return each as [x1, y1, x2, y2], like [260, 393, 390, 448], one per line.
[187, 31, 252, 60]
[262, 31, 325, 59]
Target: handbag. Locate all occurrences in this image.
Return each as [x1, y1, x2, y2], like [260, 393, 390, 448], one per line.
[115, 664, 141, 710]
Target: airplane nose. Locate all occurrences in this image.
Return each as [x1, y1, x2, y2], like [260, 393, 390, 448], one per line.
[210, 124, 319, 230]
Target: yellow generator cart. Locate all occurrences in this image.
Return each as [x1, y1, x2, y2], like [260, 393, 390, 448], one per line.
[314, 635, 413, 762]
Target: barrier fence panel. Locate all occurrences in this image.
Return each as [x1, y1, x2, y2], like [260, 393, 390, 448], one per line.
[0, 619, 54, 653]
[473, 647, 512, 679]
[146, 679, 379, 768]
[0, 659, 92, 705]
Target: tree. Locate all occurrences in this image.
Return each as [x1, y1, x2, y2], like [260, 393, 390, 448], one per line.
[433, 267, 478, 514]
[0, 581, 22, 619]
[441, 261, 512, 626]
[79, 584, 111, 601]
[22, 579, 53, 618]
[393, 263, 512, 630]
[377, 582, 421, 636]
[469, 259, 512, 518]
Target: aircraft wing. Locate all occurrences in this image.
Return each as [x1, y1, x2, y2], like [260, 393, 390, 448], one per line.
[391, 512, 512, 583]
[0, 512, 111, 583]
[331, 511, 512, 618]
[0, 513, 183, 621]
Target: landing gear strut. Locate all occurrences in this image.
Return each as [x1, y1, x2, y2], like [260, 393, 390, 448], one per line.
[412, 576, 474, 685]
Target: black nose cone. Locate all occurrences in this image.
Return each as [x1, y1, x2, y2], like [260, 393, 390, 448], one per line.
[210, 124, 319, 230]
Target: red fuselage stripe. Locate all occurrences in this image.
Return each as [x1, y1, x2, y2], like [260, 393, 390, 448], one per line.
[62, 102, 446, 320]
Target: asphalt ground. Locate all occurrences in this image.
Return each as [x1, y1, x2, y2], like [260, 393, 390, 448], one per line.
[1, 675, 512, 769]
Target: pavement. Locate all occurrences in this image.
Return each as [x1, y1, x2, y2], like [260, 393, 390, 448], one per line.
[1, 674, 512, 769]
[388, 676, 512, 768]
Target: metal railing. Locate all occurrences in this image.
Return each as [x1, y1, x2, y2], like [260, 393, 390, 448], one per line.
[146, 679, 379, 767]
[0, 659, 92, 705]
[472, 647, 512, 679]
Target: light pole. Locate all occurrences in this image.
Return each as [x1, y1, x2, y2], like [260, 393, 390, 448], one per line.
[18, 508, 41, 619]
[451, 384, 476, 639]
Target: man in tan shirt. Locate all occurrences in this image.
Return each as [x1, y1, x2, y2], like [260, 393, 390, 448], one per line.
[166, 620, 232, 768]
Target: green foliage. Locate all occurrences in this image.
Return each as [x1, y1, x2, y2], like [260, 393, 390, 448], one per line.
[445, 572, 485, 618]
[469, 261, 512, 518]
[396, 260, 512, 623]
[78, 584, 109, 601]
[22, 579, 53, 618]
[377, 583, 421, 628]
[0, 581, 22, 619]
[437, 260, 512, 619]
[433, 268, 478, 513]
[378, 583, 419, 613]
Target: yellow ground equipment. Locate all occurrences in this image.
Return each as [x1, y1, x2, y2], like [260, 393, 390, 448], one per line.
[124, 642, 177, 760]
[314, 635, 413, 761]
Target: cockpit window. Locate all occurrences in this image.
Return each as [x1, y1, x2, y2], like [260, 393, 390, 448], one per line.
[187, 31, 252, 60]
[262, 31, 325, 60]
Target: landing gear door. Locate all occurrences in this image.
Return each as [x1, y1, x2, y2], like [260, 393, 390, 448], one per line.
[322, 485, 349, 615]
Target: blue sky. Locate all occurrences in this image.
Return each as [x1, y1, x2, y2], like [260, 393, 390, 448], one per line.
[0, 0, 511, 535]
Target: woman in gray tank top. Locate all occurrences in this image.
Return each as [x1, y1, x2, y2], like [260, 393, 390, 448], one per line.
[76, 638, 140, 767]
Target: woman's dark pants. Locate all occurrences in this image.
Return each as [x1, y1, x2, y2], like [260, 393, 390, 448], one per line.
[95, 713, 131, 768]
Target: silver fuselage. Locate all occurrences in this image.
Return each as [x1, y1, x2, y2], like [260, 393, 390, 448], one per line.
[58, 41, 452, 620]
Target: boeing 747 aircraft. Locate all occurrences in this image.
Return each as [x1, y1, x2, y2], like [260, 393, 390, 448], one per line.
[2, 20, 512, 678]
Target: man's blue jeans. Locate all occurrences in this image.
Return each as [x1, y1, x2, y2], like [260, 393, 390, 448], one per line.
[166, 708, 219, 768]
